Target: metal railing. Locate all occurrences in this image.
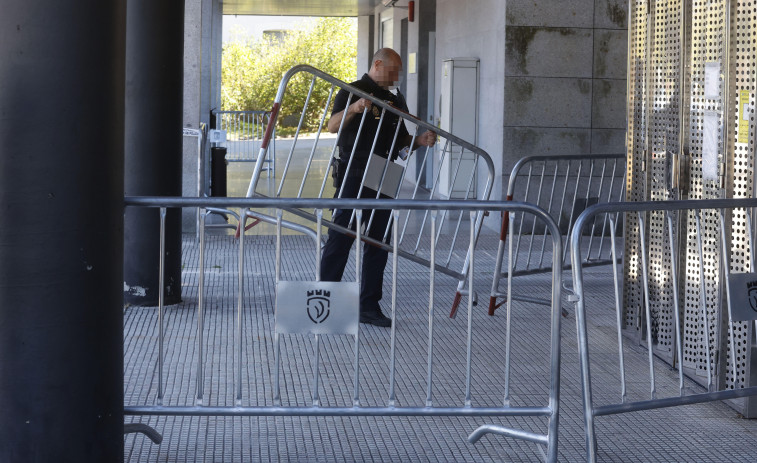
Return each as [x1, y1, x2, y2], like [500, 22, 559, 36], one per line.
[123, 196, 563, 462]
[213, 109, 275, 164]
[485, 154, 626, 316]
[239, 65, 495, 311]
[569, 199, 757, 462]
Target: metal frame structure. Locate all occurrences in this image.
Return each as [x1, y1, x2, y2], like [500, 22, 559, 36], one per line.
[124, 196, 563, 462]
[570, 199, 757, 462]
[238, 65, 495, 309]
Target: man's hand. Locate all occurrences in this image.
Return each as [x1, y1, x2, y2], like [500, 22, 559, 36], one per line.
[328, 97, 373, 133]
[349, 98, 372, 115]
[415, 130, 437, 148]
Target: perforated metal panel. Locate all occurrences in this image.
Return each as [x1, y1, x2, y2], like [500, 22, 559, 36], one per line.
[681, 0, 728, 380]
[647, 0, 685, 360]
[626, 0, 757, 414]
[724, 0, 756, 391]
[622, 0, 650, 335]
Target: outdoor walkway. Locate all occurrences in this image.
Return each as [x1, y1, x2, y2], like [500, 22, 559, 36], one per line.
[123, 230, 757, 462]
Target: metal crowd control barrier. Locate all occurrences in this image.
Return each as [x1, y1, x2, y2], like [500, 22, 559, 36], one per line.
[123, 196, 563, 462]
[570, 199, 757, 462]
[484, 154, 625, 317]
[240, 65, 495, 311]
[213, 109, 275, 173]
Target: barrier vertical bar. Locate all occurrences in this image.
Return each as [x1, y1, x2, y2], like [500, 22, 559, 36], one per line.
[504, 210, 514, 406]
[465, 211, 475, 407]
[446, 155, 479, 266]
[236, 209, 245, 404]
[316, 209, 323, 278]
[555, 161, 572, 241]
[524, 162, 547, 269]
[348, 109, 387, 228]
[512, 164, 534, 270]
[367, 122, 403, 232]
[276, 77, 317, 197]
[609, 215, 627, 402]
[388, 210, 399, 407]
[337, 101, 369, 202]
[274, 210, 283, 406]
[586, 160, 608, 260]
[597, 160, 620, 258]
[426, 211, 438, 407]
[718, 209, 739, 383]
[298, 87, 335, 198]
[398, 134, 431, 245]
[666, 212, 685, 396]
[695, 210, 714, 391]
[563, 161, 585, 264]
[637, 211, 657, 399]
[414, 139, 451, 254]
[353, 210, 363, 407]
[157, 207, 166, 405]
[537, 163, 560, 268]
[319, 93, 355, 199]
[197, 209, 206, 404]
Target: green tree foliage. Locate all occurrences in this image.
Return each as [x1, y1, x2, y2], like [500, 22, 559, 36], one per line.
[222, 18, 357, 134]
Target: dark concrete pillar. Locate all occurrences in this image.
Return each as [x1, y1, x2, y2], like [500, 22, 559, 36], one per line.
[124, 0, 184, 305]
[0, 1, 126, 461]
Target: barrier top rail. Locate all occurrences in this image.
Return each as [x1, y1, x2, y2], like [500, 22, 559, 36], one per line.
[506, 153, 626, 196]
[570, 197, 757, 463]
[126, 196, 523, 214]
[244, 64, 495, 201]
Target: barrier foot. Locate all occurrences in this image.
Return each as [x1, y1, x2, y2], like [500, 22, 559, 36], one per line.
[488, 296, 507, 316]
[124, 423, 163, 445]
[468, 424, 548, 446]
[234, 218, 262, 239]
[449, 291, 463, 318]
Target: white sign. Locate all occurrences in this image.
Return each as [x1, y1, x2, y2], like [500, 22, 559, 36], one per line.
[702, 111, 719, 181]
[727, 273, 757, 321]
[704, 62, 720, 99]
[363, 153, 405, 198]
[208, 129, 227, 144]
[275, 281, 359, 335]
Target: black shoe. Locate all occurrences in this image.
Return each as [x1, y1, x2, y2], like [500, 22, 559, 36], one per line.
[359, 310, 392, 327]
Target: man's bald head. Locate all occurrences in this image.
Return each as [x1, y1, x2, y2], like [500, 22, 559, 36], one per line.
[368, 48, 403, 88]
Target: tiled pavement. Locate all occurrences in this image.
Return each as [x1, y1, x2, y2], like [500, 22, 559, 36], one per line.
[123, 230, 757, 462]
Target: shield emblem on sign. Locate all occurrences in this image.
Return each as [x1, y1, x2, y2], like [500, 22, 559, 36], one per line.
[306, 290, 331, 323]
[749, 287, 757, 313]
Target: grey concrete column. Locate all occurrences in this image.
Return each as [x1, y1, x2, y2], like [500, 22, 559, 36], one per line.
[0, 1, 126, 461]
[124, 0, 185, 305]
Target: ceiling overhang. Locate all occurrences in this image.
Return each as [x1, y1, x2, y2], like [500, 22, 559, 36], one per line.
[222, 0, 386, 17]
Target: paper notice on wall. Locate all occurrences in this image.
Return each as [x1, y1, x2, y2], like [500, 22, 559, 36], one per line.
[738, 90, 751, 144]
[702, 111, 719, 181]
[704, 62, 720, 99]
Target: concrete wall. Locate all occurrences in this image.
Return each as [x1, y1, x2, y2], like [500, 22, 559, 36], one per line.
[504, 0, 628, 177]
[182, 0, 223, 233]
[436, 0, 507, 202]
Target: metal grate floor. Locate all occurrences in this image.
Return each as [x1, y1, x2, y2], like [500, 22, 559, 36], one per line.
[124, 232, 757, 462]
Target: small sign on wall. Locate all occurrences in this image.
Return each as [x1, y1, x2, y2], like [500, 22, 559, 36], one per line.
[704, 62, 720, 99]
[727, 273, 757, 321]
[738, 90, 751, 144]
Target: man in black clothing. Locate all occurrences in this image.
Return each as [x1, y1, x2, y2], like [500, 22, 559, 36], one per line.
[320, 48, 436, 327]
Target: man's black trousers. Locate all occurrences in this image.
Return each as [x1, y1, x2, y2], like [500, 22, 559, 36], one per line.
[320, 165, 392, 314]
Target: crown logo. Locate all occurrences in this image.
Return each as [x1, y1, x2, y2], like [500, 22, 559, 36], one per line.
[306, 289, 331, 323]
